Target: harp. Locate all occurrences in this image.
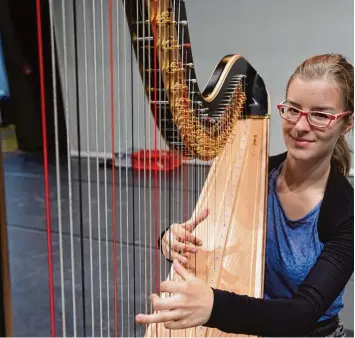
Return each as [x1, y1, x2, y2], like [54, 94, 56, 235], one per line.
[0, 0, 270, 337]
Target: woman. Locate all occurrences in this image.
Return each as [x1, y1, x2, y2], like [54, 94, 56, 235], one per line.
[136, 54, 354, 337]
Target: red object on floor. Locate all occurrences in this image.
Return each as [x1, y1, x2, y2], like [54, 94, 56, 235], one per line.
[132, 149, 182, 171]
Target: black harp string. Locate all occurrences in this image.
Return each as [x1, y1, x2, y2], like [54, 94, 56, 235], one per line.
[72, 0, 87, 335]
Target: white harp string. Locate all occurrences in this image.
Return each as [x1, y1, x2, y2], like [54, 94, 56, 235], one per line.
[123, 0, 131, 334]
[115, 1, 124, 335]
[91, 1, 103, 335]
[49, 0, 66, 334]
[158, 0, 162, 288]
[136, 0, 143, 320]
[143, 0, 148, 318]
[82, 0, 95, 333]
[147, 0, 153, 317]
[61, 0, 77, 334]
[99, 0, 110, 333]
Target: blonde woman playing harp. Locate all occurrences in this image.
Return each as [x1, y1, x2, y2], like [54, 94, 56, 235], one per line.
[137, 54, 354, 338]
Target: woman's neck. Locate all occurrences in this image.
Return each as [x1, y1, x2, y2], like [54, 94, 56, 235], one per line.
[279, 154, 331, 193]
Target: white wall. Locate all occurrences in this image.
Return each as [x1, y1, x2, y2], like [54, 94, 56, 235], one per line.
[52, 0, 166, 161]
[53, 0, 354, 171]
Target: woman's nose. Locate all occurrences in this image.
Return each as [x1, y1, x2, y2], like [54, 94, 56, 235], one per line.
[294, 115, 311, 131]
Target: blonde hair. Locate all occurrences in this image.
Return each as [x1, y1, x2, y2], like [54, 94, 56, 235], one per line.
[286, 54, 354, 176]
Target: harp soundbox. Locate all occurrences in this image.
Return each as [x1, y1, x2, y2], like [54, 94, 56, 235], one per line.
[0, 0, 270, 337]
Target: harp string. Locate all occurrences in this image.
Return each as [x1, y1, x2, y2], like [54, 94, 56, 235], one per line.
[152, 1, 160, 315]
[72, 0, 88, 333]
[183, 48, 189, 338]
[142, 0, 149, 323]
[142, 0, 149, 322]
[165, 0, 169, 294]
[146, 0, 151, 322]
[99, 0, 111, 333]
[91, 1, 104, 335]
[61, 0, 79, 334]
[169, 0, 176, 294]
[183, 49, 188, 258]
[81, 1, 95, 333]
[136, 0, 142, 324]
[115, 2, 124, 335]
[177, 0, 182, 283]
[123, 1, 131, 335]
[48, 0, 66, 335]
[108, 0, 119, 335]
[158, 0, 163, 293]
[35, 0, 56, 335]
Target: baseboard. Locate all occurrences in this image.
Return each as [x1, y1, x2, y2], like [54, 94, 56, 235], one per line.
[69, 150, 355, 177]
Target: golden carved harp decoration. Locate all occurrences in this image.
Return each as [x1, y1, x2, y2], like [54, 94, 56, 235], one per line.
[0, 0, 270, 337]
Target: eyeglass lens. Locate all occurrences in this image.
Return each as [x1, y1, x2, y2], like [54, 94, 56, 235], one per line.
[280, 106, 330, 127]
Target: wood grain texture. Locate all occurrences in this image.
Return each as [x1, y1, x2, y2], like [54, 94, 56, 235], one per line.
[146, 116, 270, 337]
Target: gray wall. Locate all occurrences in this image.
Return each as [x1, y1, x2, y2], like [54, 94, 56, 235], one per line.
[185, 0, 354, 172]
[53, 0, 354, 172]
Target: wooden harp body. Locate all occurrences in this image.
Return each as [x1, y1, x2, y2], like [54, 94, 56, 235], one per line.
[0, 0, 270, 337]
[125, 1, 270, 336]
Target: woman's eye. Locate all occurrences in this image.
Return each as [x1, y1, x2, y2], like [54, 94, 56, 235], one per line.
[311, 112, 329, 120]
[288, 108, 298, 114]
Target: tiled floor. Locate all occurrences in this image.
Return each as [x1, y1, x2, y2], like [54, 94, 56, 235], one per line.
[1, 151, 354, 337]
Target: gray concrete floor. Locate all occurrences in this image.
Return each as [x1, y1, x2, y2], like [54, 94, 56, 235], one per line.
[1, 152, 354, 337]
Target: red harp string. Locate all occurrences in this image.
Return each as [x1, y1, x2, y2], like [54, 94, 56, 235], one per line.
[35, 0, 56, 336]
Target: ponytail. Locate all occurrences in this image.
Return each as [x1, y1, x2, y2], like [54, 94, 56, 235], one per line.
[332, 133, 352, 176]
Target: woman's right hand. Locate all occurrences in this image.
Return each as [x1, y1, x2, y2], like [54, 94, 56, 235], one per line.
[161, 208, 209, 264]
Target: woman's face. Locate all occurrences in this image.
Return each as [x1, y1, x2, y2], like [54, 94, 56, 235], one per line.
[282, 77, 353, 163]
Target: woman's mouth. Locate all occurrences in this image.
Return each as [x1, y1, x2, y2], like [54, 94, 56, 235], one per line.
[290, 135, 315, 148]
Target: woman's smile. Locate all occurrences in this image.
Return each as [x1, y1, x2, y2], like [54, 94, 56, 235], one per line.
[289, 134, 315, 148]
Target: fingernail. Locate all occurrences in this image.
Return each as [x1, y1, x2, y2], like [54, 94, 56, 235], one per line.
[191, 247, 197, 253]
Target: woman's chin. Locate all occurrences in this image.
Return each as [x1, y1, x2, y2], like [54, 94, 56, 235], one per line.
[287, 146, 315, 162]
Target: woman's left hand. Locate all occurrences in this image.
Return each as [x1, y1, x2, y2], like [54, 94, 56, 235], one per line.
[135, 259, 214, 330]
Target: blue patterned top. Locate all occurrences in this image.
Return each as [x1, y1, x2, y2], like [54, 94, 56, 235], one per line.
[264, 164, 344, 321]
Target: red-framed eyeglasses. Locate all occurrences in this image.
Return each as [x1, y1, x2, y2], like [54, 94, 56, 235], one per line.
[277, 100, 352, 128]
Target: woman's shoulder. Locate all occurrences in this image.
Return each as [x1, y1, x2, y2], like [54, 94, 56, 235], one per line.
[267, 151, 353, 241]
[268, 152, 287, 173]
[319, 160, 353, 242]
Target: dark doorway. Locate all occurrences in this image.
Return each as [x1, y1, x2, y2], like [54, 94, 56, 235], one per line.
[0, 0, 67, 156]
